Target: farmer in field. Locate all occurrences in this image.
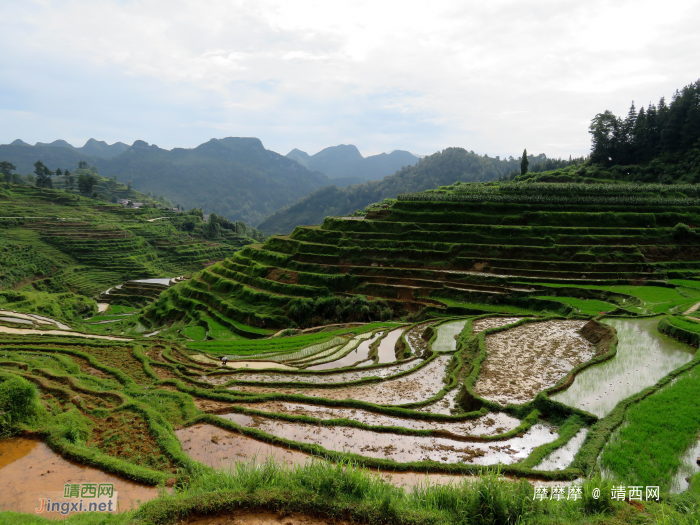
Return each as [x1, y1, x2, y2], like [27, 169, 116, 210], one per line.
[220, 356, 228, 366]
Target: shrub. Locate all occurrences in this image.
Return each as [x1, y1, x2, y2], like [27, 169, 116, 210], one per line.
[0, 375, 39, 429]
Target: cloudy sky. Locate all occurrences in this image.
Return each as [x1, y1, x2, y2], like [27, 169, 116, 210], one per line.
[1, 0, 698, 159]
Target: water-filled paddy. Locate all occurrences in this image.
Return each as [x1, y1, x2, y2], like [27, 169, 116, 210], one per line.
[227, 402, 521, 436]
[217, 358, 420, 385]
[551, 318, 694, 417]
[306, 332, 382, 370]
[0, 437, 159, 514]
[229, 355, 453, 405]
[534, 429, 588, 471]
[376, 327, 406, 363]
[431, 320, 467, 352]
[474, 320, 594, 406]
[175, 424, 312, 469]
[222, 415, 556, 465]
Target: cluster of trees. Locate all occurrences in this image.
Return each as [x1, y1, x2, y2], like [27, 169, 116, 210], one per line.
[589, 79, 700, 177]
[179, 209, 265, 242]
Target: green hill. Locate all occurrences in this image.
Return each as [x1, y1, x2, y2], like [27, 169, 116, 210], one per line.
[257, 147, 540, 234]
[0, 137, 333, 226]
[0, 184, 257, 298]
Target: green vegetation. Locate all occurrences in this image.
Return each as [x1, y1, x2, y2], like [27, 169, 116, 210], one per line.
[0, 137, 333, 226]
[601, 365, 700, 491]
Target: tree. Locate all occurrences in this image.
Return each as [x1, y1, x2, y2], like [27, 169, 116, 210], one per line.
[78, 160, 89, 169]
[55, 168, 63, 176]
[520, 149, 529, 176]
[127, 180, 132, 191]
[64, 170, 74, 191]
[0, 161, 16, 188]
[589, 110, 620, 166]
[78, 173, 96, 195]
[34, 161, 53, 188]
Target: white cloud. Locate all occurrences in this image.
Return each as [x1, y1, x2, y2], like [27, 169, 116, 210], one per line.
[1, 0, 698, 158]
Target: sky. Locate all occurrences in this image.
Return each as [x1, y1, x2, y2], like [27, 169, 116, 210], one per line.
[1, 0, 699, 159]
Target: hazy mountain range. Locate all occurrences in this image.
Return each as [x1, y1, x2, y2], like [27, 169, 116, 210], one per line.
[0, 138, 419, 226]
[286, 144, 419, 182]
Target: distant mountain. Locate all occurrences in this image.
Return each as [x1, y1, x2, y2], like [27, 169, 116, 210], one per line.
[95, 137, 330, 225]
[79, 139, 130, 158]
[286, 144, 419, 181]
[0, 137, 332, 226]
[258, 148, 531, 235]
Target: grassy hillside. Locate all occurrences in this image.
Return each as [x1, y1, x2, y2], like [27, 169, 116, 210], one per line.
[0, 184, 256, 298]
[1, 137, 332, 226]
[257, 148, 545, 234]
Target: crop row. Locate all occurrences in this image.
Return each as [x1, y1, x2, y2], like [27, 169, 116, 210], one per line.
[397, 193, 700, 206]
[439, 182, 700, 196]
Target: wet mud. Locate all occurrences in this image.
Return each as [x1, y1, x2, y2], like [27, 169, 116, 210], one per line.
[474, 320, 594, 406]
[472, 317, 524, 334]
[0, 437, 159, 515]
[405, 322, 435, 356]
[229, 355, 453, 405]
[176, 424, 312, 470]
[181, 510, 350, 525]
[218, 416, 556, 465]
[226, 402, 521, 437]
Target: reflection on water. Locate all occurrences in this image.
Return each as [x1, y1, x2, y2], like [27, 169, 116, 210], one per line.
[376, 328, 406, 363]
[306, 332, 381, 370]
[671, 438, 700, 493]
[551, 318, 694, 417]
[431, 320, 467, 352]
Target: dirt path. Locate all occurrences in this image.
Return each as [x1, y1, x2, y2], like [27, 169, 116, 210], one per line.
[683, 302, 700, 314]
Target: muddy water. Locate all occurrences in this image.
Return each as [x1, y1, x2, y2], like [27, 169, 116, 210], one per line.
[376, 328, 406, 364]
[432, 320, 468, 352]
[176, 424, 312, 469]
[306, 332, 383, 370]
[0, 309, 71, 330]
[671, 438, 700, 493]
[472, 317, 524, 334]
[219, 415, 556, 465]
[218, 359, 420, 385]
[474, 320, 594, 406]
[230, 355, 452, 405]
[534, 429, 588, 471]
[0, 316, 33, 324]
[0, 437, 159, 515]
[551, 318, 694, 417]
[226, 402, 521, 437]
[0, 326, 131, 341]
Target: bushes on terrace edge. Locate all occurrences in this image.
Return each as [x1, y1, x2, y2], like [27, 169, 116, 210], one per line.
[0, 374, 40, 431]
[286, 295, 393, 328]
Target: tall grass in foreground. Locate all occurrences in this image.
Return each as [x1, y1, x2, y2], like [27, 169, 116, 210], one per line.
[601, 366, 700, 491]
[4, 460, 700, 524]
